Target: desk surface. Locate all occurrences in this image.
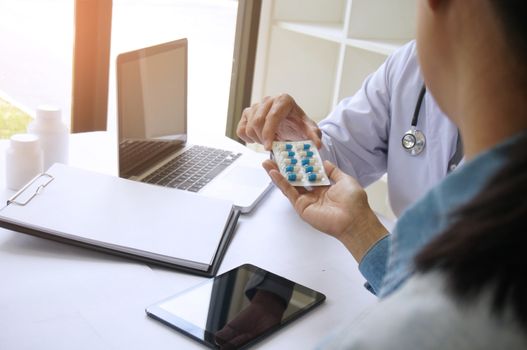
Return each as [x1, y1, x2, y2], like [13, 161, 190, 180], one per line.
[0, 132, 377, 350]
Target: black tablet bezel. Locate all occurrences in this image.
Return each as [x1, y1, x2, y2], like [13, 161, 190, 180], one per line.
[145, 263, 326, 349]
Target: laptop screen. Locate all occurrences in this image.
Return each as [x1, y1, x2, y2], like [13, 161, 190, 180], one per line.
[116, 39, 188, 178]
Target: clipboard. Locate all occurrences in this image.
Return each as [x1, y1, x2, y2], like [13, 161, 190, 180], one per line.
[0, 163, 240, 277]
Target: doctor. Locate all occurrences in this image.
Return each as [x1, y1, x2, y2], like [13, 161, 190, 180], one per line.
[237, 40, 463, 218]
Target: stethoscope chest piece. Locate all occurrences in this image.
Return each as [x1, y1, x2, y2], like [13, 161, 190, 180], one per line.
[402, 127, 426, 156]
[402, 84, 427, 156]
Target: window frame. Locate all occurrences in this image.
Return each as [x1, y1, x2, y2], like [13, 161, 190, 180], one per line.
[71, 0, 112, 133]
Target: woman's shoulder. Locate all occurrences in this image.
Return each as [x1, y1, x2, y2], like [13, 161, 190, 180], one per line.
[320, 272, 527, 350]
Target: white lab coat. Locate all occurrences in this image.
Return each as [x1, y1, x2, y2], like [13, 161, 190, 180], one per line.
[318, 41, 460, 217]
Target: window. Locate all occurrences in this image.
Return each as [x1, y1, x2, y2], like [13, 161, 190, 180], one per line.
[109, 0, 238, 138]
[0, 0, 74, 138]
[1, 0, 251, 140]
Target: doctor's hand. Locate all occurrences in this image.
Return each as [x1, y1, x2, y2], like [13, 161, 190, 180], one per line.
[262, 160, 389, 262]
[237, 94, 321, 151]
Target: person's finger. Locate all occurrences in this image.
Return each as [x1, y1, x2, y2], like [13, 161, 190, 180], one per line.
[261, 94, 296, 150]
[263, 160, 300, 205]
[303, 119, 323, 149]
[268, 169, 300, 205]
[286, 102, 321, 148]
[236, 111, 251, 144]
[238, 106, 261, 144]
[323, 160, 346, 183]
[214, 324, 237, 345]
[222, 333, 254, 349]
[248, 97, 274, 144]
[262, 159, 279, 173]
[243, 103, 263, 143]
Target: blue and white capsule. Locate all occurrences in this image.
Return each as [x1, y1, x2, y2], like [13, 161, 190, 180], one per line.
[303, 165, 321, 173]
[307, 173, 321, 182]
[280, 151, 296, 158]
[286, 172, 303, 181]
[284, 165, 301, 173]
[277, 143, 294, 151]
[296, 143, 311, 151]
[298, 150, 314, 158]
[281, 158, 298, 165]
[301, 158, 315, 166]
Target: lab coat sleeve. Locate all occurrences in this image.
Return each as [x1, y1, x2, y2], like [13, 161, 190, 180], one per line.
[318, 51, 394, 187]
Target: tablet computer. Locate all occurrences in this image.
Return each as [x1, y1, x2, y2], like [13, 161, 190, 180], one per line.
[146, 263, 326, 349]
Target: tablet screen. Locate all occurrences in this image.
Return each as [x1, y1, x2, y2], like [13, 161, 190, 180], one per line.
[146, 264, 325, 349]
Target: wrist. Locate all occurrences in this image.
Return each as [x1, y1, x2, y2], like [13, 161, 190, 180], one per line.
[340, 208, 389, 263]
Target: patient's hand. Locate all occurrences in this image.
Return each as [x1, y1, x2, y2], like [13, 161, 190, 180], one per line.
[263, 159, 388, 262]
[214, 290, 286, 349]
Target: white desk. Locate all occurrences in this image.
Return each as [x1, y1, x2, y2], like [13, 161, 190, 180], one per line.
[0, 132, 377, 349]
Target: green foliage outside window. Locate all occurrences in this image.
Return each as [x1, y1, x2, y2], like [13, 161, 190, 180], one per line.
[0, 97, 33, 139]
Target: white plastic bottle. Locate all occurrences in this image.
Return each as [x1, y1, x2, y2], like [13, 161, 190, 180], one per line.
[5, 134, 44, 191]
[27, 105, 69, 170]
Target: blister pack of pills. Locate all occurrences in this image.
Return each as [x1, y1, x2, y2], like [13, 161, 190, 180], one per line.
[271, 140, 330, 187]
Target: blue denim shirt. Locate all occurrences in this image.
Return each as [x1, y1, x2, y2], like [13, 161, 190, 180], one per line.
[358, 133, 524, 297]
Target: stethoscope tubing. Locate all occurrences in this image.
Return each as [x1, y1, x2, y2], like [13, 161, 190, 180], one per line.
[411, 85, 427, 127]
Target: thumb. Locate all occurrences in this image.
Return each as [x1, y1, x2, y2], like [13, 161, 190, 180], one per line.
[303, 122, 322, 149]
[323, 160, 346, 183]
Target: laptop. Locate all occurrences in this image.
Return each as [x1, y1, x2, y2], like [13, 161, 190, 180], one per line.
[116, 38, 271, 213]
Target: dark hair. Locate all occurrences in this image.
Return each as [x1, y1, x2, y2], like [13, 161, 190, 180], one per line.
[415, 134, 527, 330]
[489, 1, 527, 83]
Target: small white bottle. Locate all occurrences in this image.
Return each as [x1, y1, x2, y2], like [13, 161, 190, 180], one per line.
[27, 105, 69, 170]
[5, 134, 44, 191]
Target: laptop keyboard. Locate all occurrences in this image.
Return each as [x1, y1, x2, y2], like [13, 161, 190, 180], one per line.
[143, 145, 242, 192]
[119, 139, 182, 178]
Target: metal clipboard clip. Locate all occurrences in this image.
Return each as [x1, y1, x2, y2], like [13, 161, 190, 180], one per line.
[7, 173, 55, 206]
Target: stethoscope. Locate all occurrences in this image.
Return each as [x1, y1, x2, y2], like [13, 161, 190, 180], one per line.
[401, 84, 464, 172]
[401, 85, 427, 156]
